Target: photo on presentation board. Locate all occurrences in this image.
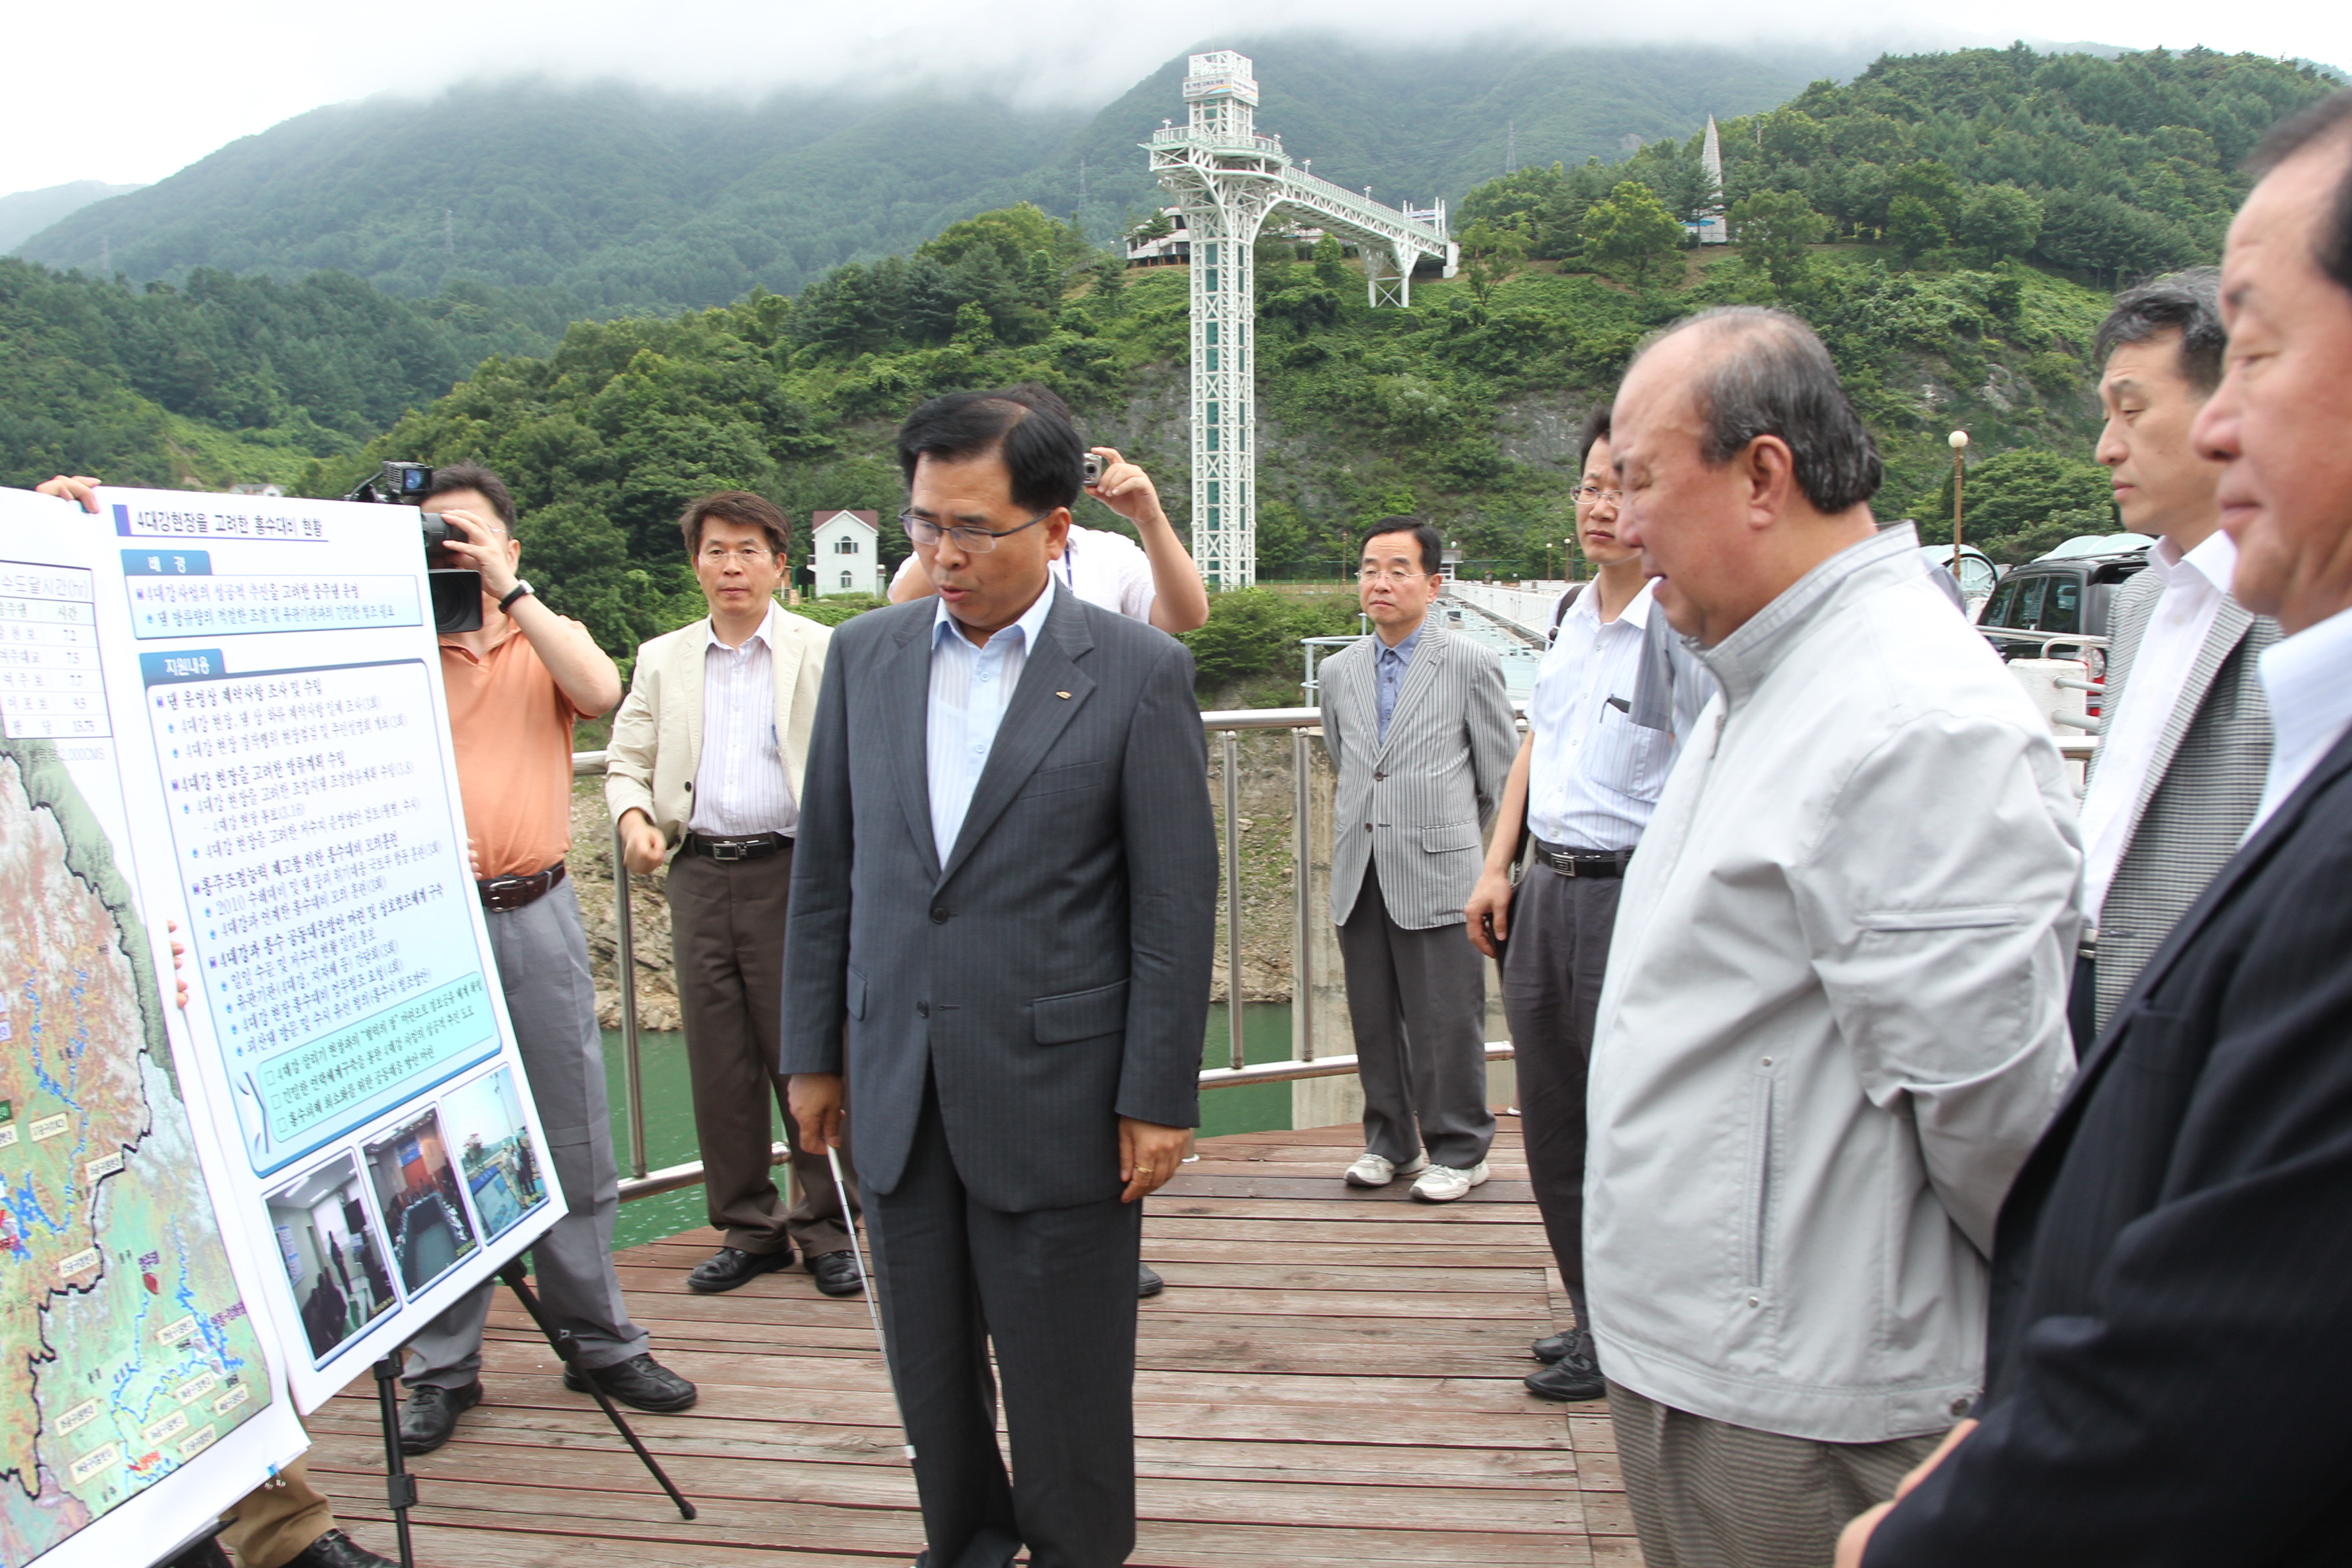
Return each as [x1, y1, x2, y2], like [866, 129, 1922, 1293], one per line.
[362, 1108, 479, 1296]
[438, 1066, 548, 1242]
[262, 1153, 399, 1363]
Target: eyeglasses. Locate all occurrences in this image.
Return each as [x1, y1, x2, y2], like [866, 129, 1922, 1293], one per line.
[1574, 484, 1625, 506]
[901, 511, 1050, 553]
[1357, 565, 1431, 583]
[698, 546, 774, 564]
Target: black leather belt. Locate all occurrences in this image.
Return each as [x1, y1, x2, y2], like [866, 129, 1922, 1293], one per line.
[684, 832, 789, 863]
[1531, 839, 1632, 879]
[477, 861, 567, 912]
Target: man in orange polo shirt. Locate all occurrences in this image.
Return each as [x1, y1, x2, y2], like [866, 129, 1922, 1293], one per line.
[395, 463, 699, 1454]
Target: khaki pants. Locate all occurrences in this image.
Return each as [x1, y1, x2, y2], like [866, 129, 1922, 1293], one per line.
[1607, 1379, 1941, 1568]
[219, 1453, 334, 1568]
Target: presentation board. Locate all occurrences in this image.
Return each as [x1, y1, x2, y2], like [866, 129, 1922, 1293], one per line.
[1, 483, 568, 1565]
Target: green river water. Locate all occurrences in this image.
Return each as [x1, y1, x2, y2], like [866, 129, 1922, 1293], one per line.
[597, 1002, 1298, 1253]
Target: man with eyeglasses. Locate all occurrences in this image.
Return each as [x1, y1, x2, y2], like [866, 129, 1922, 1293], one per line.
[398, 463, 700, 1453]
[1465, 408, 1715, 1402]
[1321, 518, 1518, 1204]
[606, 491, 863, 1298]
[783, 387, 1218, 1568]
[886, 386, 1210, 636]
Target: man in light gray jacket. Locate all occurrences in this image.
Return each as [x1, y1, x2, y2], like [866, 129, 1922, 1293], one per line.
[1588, 308, 2081, 1568]
[1320, 519, 1518, 1202]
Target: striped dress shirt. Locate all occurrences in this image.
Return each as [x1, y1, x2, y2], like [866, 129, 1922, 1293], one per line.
[927, 581, 1058, 858]
[1526, 581, 1683, 853]
[687, 601, 799, 837]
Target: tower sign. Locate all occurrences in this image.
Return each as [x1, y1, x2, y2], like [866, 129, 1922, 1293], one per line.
[1148, 51, 1456, 587]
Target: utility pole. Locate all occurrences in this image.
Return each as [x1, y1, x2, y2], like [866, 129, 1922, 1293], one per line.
[1506, 121, 1517, 175]
[1077, 158, 1088, 210]
[1949, 429, 1971, 585]
[444, 209, 455, 254]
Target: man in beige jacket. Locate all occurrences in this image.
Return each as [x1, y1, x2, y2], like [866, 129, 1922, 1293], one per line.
[607, 492, 862, 1297]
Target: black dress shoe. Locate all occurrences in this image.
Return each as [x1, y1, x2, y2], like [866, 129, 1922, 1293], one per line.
[1524, 1328, 1606, 1402]
[563, 1352, 699, 1412]
[397, 1379, 481, 1454]
[1532, 1330, 1573, 1363]
[162, 1540, 230, 1568]
[1137, 1263, 1165, 1298]
[808, 1249, 865, 1297]
[689, 1245, 793, 1293]
[287, 1529, 399, 1568]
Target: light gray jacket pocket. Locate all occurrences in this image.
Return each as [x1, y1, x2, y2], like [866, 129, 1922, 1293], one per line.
[1420, 822, 1481, 854]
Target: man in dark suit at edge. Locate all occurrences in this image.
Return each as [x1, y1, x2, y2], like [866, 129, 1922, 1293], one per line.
[1842, 88, 2352, 1568]
[781, 387, 1219, 1567]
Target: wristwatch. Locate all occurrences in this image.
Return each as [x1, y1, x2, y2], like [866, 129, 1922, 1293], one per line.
[498, 579, 536, 613]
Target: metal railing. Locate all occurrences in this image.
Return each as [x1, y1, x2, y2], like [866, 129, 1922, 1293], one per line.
[574, 703, 1483, 1203]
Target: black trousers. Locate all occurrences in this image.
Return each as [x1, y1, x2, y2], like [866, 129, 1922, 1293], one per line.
[1498, 867, 1622, 1327]
[867, 1078, 1142, 1568]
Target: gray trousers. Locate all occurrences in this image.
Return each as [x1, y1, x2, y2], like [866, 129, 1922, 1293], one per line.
[667, 845, 855, 1257]
[1499, 867, 1621, 1324]
[1608, 1380, 1940, 1568]
[404, 877, 649, 1385]
[869, 1077, 1141, 1568]
[1336, 861, 1495, 1169]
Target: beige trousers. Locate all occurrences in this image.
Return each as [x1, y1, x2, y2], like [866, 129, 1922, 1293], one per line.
[219, 1453, 335, 1568]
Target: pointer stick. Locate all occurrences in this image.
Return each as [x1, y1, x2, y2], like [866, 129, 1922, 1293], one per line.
[829, 1142, 914, 1461]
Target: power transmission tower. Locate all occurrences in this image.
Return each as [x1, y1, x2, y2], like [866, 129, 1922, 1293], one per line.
[445, 209, 455, 254]
[1077, 158, 1089, 210]
[1148, 51, 1455, 587]
[1506, 121, 1517, 175]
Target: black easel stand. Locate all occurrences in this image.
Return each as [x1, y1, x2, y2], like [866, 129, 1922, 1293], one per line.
[369, 1260, 697, 1567]
[371, 1356, 419, 1568]
[497, 1259, 697, 1520]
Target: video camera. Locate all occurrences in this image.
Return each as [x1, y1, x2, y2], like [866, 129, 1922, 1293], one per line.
[342, 460, 485, 634]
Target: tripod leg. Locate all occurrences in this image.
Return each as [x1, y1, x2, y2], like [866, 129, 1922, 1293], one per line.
[496, 1259, 697, 1521]
[372, 1357, 418, 1568]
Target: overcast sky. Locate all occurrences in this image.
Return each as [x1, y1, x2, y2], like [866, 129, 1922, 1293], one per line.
[5, 0, 2340, 196]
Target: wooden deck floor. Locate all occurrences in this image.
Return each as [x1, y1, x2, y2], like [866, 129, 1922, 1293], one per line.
[303, 1124, 1638, 1566]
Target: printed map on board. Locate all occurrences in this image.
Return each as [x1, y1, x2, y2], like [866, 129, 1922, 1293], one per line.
[1, 741, 273, 1566]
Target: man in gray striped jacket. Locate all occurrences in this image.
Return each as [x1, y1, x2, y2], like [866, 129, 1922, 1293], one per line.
[1319, 520, 1518, 1202]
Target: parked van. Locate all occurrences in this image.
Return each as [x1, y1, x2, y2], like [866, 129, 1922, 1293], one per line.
[1977, 545, 2151, 667]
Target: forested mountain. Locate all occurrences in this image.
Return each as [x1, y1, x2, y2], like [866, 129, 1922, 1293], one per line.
[7, 42, 2341, 693]
[0, 181, 144, 254]
[16, 40, 1840, 315]
[0, 259, 573, 490]
[1461, 44, 2323, 282]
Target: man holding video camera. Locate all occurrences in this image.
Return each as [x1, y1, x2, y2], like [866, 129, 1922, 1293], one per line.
[395, 462, 700, 1453]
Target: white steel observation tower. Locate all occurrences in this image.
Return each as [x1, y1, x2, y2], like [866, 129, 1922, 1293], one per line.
[1148, 51, 1457, 587]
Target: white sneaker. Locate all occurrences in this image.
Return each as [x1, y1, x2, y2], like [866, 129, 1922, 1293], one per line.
[1344, 1151, 1430, 1187]
[1410, 1161, 1491, 1202]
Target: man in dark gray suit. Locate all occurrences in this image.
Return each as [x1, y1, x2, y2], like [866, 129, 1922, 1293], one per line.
[781, 387, 1218, 1568]
[2073, 270, 2277, 1044]
[1319, 520, 1518, 1203]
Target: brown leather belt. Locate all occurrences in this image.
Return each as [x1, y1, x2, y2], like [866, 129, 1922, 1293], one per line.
[477, 861, 567, 912]
[1532, 839, 1632, 879]
[684, 832, 789, 862]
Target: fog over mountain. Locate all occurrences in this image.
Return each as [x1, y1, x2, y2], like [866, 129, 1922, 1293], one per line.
[5, 0, 2343, 195]
[13, 38, 1847, 311]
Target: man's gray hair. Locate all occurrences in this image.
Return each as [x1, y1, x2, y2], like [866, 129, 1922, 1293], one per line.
[1634, 307, 1883, 514]
[2094, 268, 2226, 393]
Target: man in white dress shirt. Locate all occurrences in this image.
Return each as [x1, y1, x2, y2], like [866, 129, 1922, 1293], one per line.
[2071, 270, 2279, 1045]
[607, 492, 863, 1297]
[1465, 408, 1713, 1401]
[889, 385, 1209, 636]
